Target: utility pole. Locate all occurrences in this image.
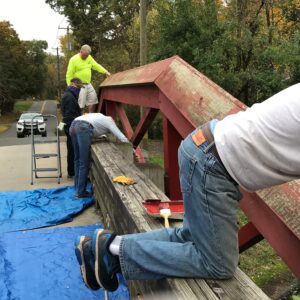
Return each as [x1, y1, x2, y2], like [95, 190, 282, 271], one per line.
[140, 0, 148, 66]
[58, 25, 71, 61]
[53, 47, 61, 100]
[140, 0, 148, 126]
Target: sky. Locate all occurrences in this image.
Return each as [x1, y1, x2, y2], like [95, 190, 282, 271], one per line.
[0, 0, 69, 54]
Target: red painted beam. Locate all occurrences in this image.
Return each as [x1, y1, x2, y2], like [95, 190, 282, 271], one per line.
[105, 101, 117, 120]
[97, 97, 104, 113]
[134, 147, 146, 163]
[163, 117, 182, 200]
[114, 103, 146, 163]
[131, 108, 159, 147]
[115, 103, 134, 139]
[159, 92, 195, 138]
[100, 86, 160, 108]
[240, 191, 300, 278]
[238, 222, 264, 253]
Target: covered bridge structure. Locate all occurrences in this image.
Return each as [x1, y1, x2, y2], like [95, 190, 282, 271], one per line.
[90, 56, 299, 299]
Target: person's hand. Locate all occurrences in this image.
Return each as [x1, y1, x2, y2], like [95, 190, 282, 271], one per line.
[106, 71, 111, 77]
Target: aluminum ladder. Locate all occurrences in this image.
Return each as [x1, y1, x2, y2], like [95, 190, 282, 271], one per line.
[30, 114, 62, 184]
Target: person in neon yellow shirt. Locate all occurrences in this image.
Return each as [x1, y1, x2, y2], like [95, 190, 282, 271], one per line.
[66, 44, 111, 113]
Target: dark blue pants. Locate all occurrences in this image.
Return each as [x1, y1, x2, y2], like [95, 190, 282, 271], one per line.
[69, 120, 93, 196]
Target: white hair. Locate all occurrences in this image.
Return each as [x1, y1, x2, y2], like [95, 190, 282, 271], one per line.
[80, 44, 91, 53]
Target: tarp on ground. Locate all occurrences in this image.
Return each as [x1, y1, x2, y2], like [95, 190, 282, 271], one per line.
[0, 224, 129, 300]
[0, 185, 94, 233]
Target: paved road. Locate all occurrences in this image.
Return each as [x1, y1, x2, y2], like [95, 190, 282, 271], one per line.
[0, 100, 59, 146]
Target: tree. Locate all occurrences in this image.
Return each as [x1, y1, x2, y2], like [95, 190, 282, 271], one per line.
[46, 0, 140, 72]
[147, 0, 300, 105]
[23, 40, 48, 98]
[0, 21, 52, 113]
[0, 21, 27, 113]
[41, 54, 61, 100]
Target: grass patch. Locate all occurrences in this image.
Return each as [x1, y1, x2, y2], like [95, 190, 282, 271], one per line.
[14, 100, 33, 116]
[239, 240, 291, 287]
[237, 209, 291, 288]
[0, 125, 9, 133]
[238, 209, 249, 226]
[148, 155, 164, 168]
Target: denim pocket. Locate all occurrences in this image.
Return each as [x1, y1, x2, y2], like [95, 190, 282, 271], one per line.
[178, 145, 197, 193]
[205, 153, 235, 183]
[204, 157, 241, 201]
[78, 124, 89, 131]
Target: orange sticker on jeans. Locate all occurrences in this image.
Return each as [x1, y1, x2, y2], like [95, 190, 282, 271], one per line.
[192, 129, 206, 146]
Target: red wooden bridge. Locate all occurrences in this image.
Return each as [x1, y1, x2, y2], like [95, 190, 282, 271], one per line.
[97, 55, 300, 278]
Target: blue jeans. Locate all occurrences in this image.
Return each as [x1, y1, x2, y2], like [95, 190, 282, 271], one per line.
[119, 126, 242, 280]
[70, 120, 94, 196]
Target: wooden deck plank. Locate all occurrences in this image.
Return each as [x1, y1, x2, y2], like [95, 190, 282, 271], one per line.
[90, 141, 271, 299]
[97, 142, 169, 201]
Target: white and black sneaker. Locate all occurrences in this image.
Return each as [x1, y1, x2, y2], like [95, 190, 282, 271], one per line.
[92, 229, 121, 292]
[75, 236, 100, 290]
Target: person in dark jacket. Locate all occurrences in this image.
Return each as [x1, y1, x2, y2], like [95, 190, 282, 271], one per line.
[60, 77, 83, 177]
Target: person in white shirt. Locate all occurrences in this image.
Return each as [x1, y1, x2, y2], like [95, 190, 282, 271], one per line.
[75, 84, 300, 292]
[70, 113, 129, 198]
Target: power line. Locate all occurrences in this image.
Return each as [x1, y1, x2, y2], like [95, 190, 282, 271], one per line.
[50, 17, 66, 52]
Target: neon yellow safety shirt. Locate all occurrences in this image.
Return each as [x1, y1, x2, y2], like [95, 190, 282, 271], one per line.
[66, 54, 108, 86]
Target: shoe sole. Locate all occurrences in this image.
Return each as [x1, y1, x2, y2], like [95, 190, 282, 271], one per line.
[94, 229, 104, 287]
[75, 236, 93, 290]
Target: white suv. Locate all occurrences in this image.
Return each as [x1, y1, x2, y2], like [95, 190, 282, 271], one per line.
[16, 112, 47, 138]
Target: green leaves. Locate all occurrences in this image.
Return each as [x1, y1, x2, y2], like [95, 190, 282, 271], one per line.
[148, 0, 300, 106]
[0, 22, 49, 113]
[23, 40, 48, 97]
[0, 21, 27, 113]
[45, 0, 139, 55]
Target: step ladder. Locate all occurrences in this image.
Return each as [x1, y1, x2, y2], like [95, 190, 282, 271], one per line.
[30, 114, 62, 185]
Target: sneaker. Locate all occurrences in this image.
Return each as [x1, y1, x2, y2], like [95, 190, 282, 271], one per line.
[75, 192, 93, 199]
[92, 229, 121, 291]
[75, 236, 100, 290]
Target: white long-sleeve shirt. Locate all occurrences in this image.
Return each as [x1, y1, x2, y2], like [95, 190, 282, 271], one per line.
[214, 83, 300, 192]
[75, 113, 129, 143]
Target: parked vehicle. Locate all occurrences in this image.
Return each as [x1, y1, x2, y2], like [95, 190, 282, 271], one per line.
[16, 112, 47, 138]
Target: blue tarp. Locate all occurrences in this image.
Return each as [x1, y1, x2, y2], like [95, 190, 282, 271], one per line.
[0, 185, 94, 233]
[0, 224, 129, 300]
